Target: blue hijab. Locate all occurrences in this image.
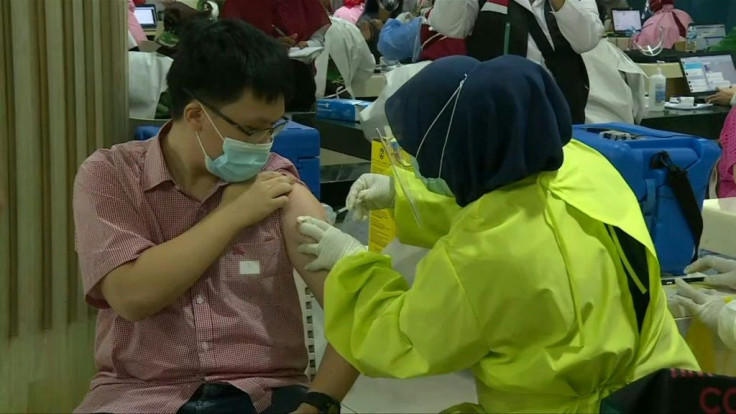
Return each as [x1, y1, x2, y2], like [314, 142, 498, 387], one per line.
[385, 55, 573, 207]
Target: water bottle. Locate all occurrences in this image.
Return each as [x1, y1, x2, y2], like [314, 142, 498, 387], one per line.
[686, 25, 698, 52]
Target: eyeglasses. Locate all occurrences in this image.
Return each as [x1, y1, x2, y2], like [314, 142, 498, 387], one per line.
[183, 89, 289, 141]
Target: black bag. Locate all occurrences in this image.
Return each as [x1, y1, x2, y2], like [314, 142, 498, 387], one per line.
[601, 369, 736, 413]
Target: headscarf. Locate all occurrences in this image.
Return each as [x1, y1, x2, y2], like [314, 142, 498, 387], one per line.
[386, 55, 572, 207]
[222, 0, 330, 42]
[637, 0, 691, 48]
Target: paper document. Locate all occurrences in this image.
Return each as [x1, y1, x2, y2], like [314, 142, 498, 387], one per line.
[289, 46, 324, 63]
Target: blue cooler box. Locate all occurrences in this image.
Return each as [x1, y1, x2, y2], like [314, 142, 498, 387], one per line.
[273, 121, 321, 199]
[572, 123, 721, 275]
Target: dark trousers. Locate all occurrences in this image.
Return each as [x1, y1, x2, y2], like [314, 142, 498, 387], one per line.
[176, 383, 308, 414]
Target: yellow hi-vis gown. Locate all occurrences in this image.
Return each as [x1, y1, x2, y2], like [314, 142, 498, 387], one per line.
[324, 140, 699, 413]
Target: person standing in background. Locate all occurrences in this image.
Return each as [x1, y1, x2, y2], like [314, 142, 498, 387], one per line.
[427, 0, 603, 124]
[636, 0, 693, 49]
[222, 0, 331, 111]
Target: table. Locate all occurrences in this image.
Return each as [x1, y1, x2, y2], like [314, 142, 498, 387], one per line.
[642, 106, 731, 140]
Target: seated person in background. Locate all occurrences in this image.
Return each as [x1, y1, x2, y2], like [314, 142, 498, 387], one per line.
[377, 12, 422, 62]
[636, 0, 692, 49]
[582, 0, 647, 124]
[315, 16, 376, 98]
[73, 19, 358, 414]
[357, 15, 385, 61]
[334, 0, 366, 24]
[223, 0, 331, 111]
[709, 26, 736, 54]
[706, 87, 736, 107]
[717, 107, 736, 198]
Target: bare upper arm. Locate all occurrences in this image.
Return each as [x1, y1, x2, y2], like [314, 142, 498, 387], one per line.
[282, 184, 330, 305]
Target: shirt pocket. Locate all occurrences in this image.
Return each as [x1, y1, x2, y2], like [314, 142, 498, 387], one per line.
[222, 237, 285, 304]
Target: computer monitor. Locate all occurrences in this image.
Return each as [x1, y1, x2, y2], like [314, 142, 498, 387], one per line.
[134, 4, 157, 30]
[692, 24, 727, 51]
[680, 54, 736, 96]
[612, 9, 642, 34]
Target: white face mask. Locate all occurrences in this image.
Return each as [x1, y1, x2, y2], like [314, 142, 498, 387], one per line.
[195, 109, 273, 183]
[413, 75, 467, 197]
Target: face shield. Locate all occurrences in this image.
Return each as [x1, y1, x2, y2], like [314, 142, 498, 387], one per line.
[377, 74, 467, 224]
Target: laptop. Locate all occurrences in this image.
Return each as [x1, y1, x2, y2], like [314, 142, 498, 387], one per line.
[134, 4, 158, 30]
[611, 9, 642, 36]
[680, 53, 736, 98]
[691, 24, 727, 51]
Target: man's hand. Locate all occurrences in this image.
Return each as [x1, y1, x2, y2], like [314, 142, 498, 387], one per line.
[291, 403, 319, 414]
[296, 41, 309, 49]
[220, 172, 295, 228]
[706, 87, 736, 106]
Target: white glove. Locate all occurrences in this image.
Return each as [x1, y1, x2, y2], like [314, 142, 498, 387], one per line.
[672, 278, 726, 331]
[345, 174, 395, 221]
[686, 256, 736, 291]
[297, 216, 367, 271]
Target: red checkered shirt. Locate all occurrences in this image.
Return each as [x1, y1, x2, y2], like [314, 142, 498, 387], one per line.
[73, 124, 308, 413]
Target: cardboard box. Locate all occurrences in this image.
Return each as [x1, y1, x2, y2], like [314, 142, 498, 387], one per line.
[368, 140, 413, 253]
[316, 99, 370, 122]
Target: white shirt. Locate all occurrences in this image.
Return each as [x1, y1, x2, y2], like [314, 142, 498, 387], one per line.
[429, 0, 604, 69]
[583, 40, 648, 124]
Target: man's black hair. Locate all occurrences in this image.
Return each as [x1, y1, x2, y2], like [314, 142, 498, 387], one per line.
[167, 19, 294, 119]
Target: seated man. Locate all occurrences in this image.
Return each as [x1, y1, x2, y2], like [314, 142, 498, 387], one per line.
[73, 19, 358, 414]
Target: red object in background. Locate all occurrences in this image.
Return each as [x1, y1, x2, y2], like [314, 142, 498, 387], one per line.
[133, 0, 146, 5]
[222, 0, 331, 42]
[419, 10, 468, 61]
[344, 0, 365, 7]
[650, 0, 675, 13]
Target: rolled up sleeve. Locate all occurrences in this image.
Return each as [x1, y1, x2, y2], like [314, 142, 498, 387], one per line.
[551, 0, 604, 54]
[73, 155, 155, 308]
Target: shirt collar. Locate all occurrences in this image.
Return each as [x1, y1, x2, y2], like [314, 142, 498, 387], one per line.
[142, 122, 175, 191]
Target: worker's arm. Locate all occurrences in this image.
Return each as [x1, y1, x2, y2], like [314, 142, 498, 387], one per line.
[392, 168, 462, 248]
[549, 0, 604, 54]
[427, 0, 479, 39]
[73, 157, 292, 321]
[281, 184, 360, 407]
[323, 245, 489, 378]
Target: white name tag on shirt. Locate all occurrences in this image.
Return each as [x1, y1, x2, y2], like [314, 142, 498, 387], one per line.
[240, 260, 261, 276]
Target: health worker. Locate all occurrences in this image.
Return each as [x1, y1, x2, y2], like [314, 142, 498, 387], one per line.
[296, 55, 698, 413]
[674, 256, 736, 352]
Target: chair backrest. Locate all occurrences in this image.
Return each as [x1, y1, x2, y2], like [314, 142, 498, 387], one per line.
[293, 271, 318, 379]
[717, 107, 736, 198]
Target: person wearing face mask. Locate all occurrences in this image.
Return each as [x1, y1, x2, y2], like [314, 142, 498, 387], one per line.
[73, 19, 358, 414]
[295, 55, 698, 412]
